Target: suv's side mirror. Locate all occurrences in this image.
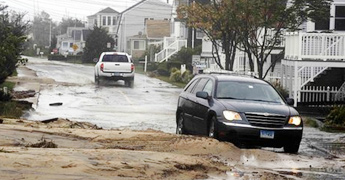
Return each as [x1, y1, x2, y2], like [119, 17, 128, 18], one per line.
[196, 91, 209, 100]
[93, 58, 99, 63]
[286, 98, 294, 106]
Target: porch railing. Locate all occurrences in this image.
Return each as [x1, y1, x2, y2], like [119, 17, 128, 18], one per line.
[155, 39, 187, 62]
[285, 32, 345, 60]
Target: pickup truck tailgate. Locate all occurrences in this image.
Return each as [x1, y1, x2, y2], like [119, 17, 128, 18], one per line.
[103, 62, 132, 73]
[101, 54, 132, 73]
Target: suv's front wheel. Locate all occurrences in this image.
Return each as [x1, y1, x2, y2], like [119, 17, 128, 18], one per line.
[208, 117, 218, 139]
[284, 141, 300, 154]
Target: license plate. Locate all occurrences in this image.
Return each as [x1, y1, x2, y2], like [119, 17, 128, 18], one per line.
[111, 72, 120, 76]
[260, 130, 274, 139]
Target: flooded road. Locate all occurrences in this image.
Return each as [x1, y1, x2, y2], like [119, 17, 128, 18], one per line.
[20, 56, 181, 133]
[15, 56, 345, 179]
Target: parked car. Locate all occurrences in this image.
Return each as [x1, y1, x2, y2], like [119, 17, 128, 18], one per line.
[176, 73, 303, 153]
[94, 52, 135, 87]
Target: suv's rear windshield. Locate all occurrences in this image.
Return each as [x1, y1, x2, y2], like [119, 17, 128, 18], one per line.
[217, 81, 284, 104]
[102, 55, 128, 62]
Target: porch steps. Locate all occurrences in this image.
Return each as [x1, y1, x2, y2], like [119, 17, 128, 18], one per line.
[307, 68, 345, 88]
[154, 39, 187, 63]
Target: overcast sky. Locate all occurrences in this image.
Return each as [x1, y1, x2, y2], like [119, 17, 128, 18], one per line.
[2, 0, 170, 22]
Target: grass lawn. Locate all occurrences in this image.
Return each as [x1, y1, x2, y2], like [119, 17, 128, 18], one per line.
[135, 65, 187, 88]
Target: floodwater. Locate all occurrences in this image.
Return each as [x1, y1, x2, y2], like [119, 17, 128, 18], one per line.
[20, 56, 182, 133]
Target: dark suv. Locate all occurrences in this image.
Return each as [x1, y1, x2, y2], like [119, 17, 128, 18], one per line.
[176, 73, 303, 153]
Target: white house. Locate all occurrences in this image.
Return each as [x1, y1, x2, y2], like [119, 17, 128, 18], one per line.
[117, 0, 172, 53]
[87, 7, 121, 48]
[56, 27, 90, 55]
[199, 0, 345, 106]
[282, 0, 345, 106]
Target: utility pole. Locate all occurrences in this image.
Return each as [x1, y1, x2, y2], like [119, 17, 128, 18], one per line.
[49, 20, 52, 48]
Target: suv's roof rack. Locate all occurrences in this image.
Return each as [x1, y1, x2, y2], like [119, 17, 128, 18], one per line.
[203, 69, 258, 78]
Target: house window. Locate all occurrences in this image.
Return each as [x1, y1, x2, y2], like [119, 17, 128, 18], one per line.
[94, 19, 97, 26]
[74, 30, 81, 41]
[103, 16, 106, 26]
[196, 29, 204, 39]
[108, 16, 111, 26]
[315, 6, 330, 30]
[335, 6, 345, 30]
[133, 40, 145, 50]
[62, 42, 68, 48]
[113, 16, 117, 25]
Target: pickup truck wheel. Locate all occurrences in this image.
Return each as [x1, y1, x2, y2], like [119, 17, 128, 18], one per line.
[94, 75, 100, 85]
[124, 80, 130, 87]
[129, 80, 134, 88]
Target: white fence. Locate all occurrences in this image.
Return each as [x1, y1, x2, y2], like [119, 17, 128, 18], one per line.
[299, 86, 344, 104]
[285, 32, 345, 60]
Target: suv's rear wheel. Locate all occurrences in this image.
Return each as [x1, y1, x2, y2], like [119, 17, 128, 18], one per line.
[284, 141, 300, 154]
[176, 113, 186, 135]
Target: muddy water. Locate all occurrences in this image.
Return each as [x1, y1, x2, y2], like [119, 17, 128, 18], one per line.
[21, 56, 181, 133]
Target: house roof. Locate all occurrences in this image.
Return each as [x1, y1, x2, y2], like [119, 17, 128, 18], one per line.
[121, 0, 171, 14]
[87, 7, 119, 18]
[98, 7, 119, 14]
[146, 20, 170, 39]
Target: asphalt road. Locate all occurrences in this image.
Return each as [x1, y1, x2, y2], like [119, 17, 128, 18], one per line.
[21, 56, 182, 133]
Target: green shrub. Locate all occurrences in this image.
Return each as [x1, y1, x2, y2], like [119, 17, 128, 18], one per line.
[147, 62, 159, 72]
[66, 55, 82, 61]
[271, 81, 289, 98]
[181, 70, 193, 83]
[303, 117, 319, 128]
[325, 106, 345, 126]
[48, 54, 66, 61]
[157, 62, 169, 76]
[0, 101, 31, 118]
[170, 67, 179, 74]
[170, 70, 182, 82]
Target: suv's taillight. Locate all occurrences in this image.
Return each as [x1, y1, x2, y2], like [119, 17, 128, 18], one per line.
[131, 64, 135, 72]
[100, 63, 104, 72]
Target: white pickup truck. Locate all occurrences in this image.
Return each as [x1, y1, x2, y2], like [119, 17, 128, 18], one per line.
[94, 52, 135, 87]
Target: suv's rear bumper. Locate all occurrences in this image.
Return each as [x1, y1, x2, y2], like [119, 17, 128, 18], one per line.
[217, 121, 303, 148]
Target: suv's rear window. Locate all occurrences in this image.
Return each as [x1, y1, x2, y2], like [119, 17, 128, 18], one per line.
[102, 55, 128, 62]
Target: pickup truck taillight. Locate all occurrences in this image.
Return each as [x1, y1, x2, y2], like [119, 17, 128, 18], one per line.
[131, 64, 135, 72]
[100, 63, 104, 72]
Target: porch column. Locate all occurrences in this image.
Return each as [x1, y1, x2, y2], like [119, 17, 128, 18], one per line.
[289, 63, 293, 98]
[293, 61, 298, 107]
[330, 4, 335, 30]
[297, 33, 302, 60]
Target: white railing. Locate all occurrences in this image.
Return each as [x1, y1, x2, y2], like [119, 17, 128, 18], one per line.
[155, 39, 187, 62]
[299, 86, 342, 103]
[335, 82, 345, 101]
[298, 66, 329, 87]
[285, 32, 345, 60]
